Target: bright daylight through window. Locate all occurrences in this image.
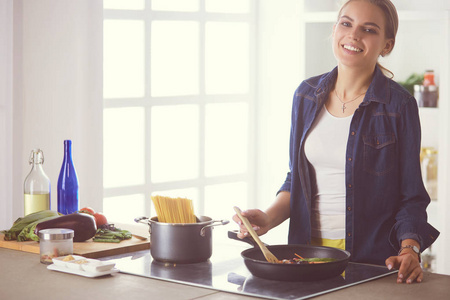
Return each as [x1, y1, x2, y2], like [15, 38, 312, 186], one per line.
[103, 0, 256, 223]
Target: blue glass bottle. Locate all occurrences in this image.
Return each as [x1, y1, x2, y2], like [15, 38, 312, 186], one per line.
[57, 140, 79, 214]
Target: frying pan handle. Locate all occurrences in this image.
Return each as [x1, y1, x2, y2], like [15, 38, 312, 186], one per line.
[228, 230, 267, 248]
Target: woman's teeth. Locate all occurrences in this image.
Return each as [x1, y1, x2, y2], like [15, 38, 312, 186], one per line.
[343, 45, 362, 52]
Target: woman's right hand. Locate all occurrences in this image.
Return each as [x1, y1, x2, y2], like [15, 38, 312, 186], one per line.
[232, 209, 272, 239]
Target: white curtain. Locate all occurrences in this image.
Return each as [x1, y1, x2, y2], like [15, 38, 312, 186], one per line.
[1, 0, 103, 230]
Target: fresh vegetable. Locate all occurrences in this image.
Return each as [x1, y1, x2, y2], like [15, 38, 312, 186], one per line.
[93, 227, 131, 243]
[279, 253, 337, 264]
[34, 213, 97, 242]
[78, 207, 108, 227]
[17, 215, 62, 242]
[79, 207, 95, 215]
[1, 210, 61, 241]
[93, 212, 108, 227]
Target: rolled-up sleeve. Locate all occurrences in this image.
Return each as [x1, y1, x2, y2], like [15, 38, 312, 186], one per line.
[388, 98, 439, 251]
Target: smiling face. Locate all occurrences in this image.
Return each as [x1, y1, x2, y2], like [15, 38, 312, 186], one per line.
[332, 0, 395, 72]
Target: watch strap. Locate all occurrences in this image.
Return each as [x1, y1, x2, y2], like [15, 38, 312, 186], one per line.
[398, 245, 421, 262]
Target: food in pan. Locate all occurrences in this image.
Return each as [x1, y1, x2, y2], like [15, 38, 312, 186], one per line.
[151, 195, 196, 224]
[278, 253, 337, 264]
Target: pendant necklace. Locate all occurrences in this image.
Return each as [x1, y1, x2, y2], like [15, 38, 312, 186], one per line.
[334, 89, 366, 113]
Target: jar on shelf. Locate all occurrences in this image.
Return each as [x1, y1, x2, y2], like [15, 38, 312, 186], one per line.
[421, 147, 438, 200]
[414, 70, 439, 107]
[423, 70, 436, 86]
[421, 246, 435, 273]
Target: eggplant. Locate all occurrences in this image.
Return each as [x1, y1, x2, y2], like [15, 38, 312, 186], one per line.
[34, 213, 97, 242]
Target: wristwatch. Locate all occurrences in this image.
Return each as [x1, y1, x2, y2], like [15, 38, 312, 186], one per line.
[398, 245, 421, 262]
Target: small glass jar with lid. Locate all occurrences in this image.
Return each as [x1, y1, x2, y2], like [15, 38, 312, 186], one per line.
[38, 228, 74, 264]
[421, 147, 438, 200]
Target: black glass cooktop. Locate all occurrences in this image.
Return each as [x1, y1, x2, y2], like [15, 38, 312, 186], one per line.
[106, 235, 397, 300]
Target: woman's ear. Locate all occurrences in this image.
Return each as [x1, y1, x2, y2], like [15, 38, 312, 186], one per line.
[382, 39, 395, 56]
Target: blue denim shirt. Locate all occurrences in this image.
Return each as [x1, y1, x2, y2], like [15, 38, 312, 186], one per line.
[279, 66, 440, 265]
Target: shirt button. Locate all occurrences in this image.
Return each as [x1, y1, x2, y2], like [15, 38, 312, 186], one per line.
[348, 157, 352, 161]
[351, 131, 356, 136]
[348, 184, 352, 188]
[347, 206, 352, 211]
[347, 233, 352, 237]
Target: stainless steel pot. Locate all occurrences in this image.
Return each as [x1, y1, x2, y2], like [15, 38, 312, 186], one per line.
[135, 216, 229, 264]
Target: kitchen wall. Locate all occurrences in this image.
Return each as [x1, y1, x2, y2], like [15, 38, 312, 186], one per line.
[1, 0, 103, 229]
[255, 0, 302, 243]
[0, 0, 13, 228]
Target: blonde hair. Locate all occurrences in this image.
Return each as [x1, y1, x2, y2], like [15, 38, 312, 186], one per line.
[337, 0, 399, 78]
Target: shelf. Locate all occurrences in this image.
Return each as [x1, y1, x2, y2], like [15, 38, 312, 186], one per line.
[302, 11, 335, 23]
[301, 10, 448, 24]
[419, 107, 439, 148]
[398, 11, 449, 21]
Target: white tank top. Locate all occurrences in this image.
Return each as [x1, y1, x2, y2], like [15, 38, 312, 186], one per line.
[304, 106, 352, 240]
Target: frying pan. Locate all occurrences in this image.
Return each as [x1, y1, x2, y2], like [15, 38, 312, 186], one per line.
[228, 231, 350, 281]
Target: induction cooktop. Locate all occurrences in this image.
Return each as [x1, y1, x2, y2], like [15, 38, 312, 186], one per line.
[105, 234, 397, 300]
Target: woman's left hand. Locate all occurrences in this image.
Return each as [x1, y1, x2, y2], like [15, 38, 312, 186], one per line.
[385, 252, 423, 284]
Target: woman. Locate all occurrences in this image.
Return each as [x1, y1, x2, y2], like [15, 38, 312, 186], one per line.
[234, 0, 439, 284]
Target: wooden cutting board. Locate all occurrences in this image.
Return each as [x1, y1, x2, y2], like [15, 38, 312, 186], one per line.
[0, 223, 151, 258]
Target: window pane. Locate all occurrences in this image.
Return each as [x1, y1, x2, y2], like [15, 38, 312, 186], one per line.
[152, 0, 198, 12]
[151, 21, 199, 97]
[104, 0, 144, 10]
[151, 105, 199, 182]
[104, 20, 144, 98]
[205, 103, 248, 177]
[205, 22, 249, 94]
[104, 194, 145, 224]
[150, 188, 199, 216]
[104, 108, 145, 187]
[205, 0, 250, 13]
[205, 182, 248, 220]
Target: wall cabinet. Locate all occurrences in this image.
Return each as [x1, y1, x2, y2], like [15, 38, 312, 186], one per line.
[299, 0, 450, 274]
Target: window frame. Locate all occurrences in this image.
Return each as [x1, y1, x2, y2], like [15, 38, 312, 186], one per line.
[103, 1, 257, 219]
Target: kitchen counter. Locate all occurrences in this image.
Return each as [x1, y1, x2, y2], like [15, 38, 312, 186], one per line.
[1, 248, 449, 300]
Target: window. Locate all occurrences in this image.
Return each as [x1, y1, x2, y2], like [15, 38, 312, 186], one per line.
[103, 0, 256, 222]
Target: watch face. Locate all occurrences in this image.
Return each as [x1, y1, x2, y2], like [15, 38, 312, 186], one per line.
[413, 245, 420, 253]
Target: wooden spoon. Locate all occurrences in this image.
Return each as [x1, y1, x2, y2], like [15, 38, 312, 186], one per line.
[233, 206, 279, 263]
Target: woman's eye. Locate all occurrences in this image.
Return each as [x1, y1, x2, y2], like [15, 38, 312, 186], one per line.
[340, 22, 351, 27]
[364, 28, 377, 33]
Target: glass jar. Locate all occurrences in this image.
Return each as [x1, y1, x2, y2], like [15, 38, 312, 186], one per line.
[414, 85, 439, 107]
[38, 228, 74, 264]
[24, 149, 51, 216]
[423, 70, 436, 86]
[421, 147, 438, 200]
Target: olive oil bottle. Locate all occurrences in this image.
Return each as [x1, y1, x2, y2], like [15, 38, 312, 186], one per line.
[24, 149, 51, 216]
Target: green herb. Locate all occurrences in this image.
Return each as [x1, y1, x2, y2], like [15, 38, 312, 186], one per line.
[302, 257, 337, 263]
[397, 73, 424, 95]
[93, 227, 132, 243]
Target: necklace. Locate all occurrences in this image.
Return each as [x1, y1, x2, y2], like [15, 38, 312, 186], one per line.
[334, 89, 366, 113]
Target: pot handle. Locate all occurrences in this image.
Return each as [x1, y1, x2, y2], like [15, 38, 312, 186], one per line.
[200, 219, 229, 236]
[134, 216, 150, 225]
